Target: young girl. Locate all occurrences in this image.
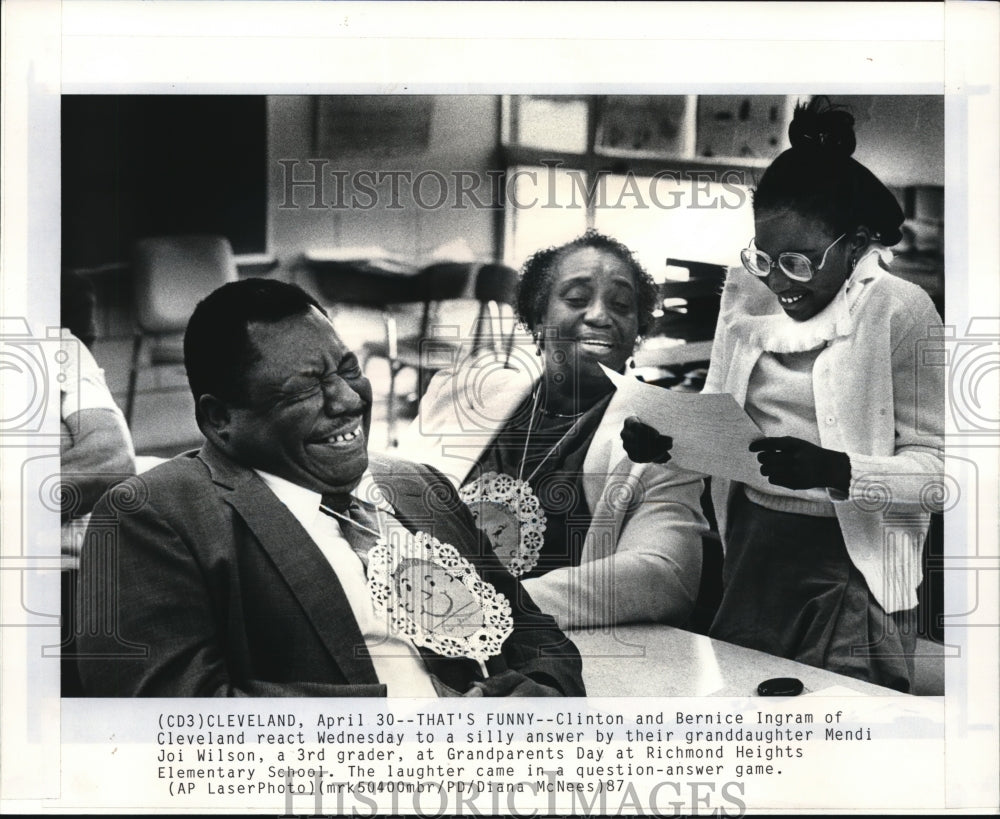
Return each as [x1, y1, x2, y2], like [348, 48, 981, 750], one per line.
[623, 99, 944, 691]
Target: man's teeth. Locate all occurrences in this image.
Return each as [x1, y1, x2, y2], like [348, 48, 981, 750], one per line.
[779, 293, 805, 305]
[326, 428, 360, 443]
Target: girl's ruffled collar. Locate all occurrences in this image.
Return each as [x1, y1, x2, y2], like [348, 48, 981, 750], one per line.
[724, 246, 892, 353]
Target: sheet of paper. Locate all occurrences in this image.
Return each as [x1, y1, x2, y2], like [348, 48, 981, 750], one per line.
[602, 364, 765, 484]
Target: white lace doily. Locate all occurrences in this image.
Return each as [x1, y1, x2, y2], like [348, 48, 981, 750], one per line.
[459, 471, 546, 577]
[366, 530, 513, 663]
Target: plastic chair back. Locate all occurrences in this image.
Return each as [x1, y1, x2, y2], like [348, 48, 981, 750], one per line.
[473, 263, 518, 307]
[133, 235, 238, 333]
[414, 262, 477, 337]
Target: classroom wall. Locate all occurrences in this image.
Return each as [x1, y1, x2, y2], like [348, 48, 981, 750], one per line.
[267, 95, 502, 271]
[829, 95, 944, 188]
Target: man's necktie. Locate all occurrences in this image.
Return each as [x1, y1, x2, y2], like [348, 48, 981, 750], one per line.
[320, 495, 382, 567]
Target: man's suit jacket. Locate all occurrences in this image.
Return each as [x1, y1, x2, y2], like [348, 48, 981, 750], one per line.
[75, 442, 584, 697]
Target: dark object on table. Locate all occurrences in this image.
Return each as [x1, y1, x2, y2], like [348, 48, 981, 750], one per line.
[757, 677, 804, 697]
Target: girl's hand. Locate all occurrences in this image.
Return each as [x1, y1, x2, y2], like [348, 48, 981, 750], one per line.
[749, 437, 851, 492]
[620, 416, 673, 464]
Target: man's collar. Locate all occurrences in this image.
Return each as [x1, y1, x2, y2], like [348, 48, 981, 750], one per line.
[253, 469, 324, 529]
[252, 467, 395, 528]
[198, 440, 399, 516]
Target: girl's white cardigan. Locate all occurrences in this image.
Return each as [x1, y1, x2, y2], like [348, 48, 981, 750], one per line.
[704, 253, 945, 613]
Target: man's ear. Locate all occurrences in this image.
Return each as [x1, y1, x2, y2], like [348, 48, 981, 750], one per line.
[198, 394, 232, 445]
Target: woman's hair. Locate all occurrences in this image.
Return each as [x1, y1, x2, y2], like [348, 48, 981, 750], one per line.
[753, 97, 905, 245]
[515, 229, 659, 336]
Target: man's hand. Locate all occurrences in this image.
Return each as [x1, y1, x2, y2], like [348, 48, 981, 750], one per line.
[430, 675, 464, 697]
[748, 437, 851, 493]
[620, 416, 673, 465]
[463, 670, 562, 697]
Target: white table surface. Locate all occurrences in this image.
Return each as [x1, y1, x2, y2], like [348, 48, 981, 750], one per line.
[566, 624, 901, 697]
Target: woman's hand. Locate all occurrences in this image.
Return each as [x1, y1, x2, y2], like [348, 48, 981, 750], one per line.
[749, 437, 851, 493]
[620, 416, 673, 464]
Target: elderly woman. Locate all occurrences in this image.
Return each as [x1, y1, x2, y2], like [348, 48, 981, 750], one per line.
[623, 100, 944, 691]
[401, 230, 706, 628]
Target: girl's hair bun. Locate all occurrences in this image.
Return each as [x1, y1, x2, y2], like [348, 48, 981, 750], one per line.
[788, 96, 856, 157]
[754, 96, 902, 245]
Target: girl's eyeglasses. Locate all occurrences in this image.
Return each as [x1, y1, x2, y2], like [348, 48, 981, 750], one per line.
[740, 233, 847, 282]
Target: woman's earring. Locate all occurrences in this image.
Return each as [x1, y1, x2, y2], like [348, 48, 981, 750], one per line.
[533, 334, 542, 357]
[628, 337, 643, 369]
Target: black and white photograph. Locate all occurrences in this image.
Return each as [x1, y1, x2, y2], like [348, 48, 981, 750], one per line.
[1, 1, 997, 815]
[58, 91, 947, 698]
